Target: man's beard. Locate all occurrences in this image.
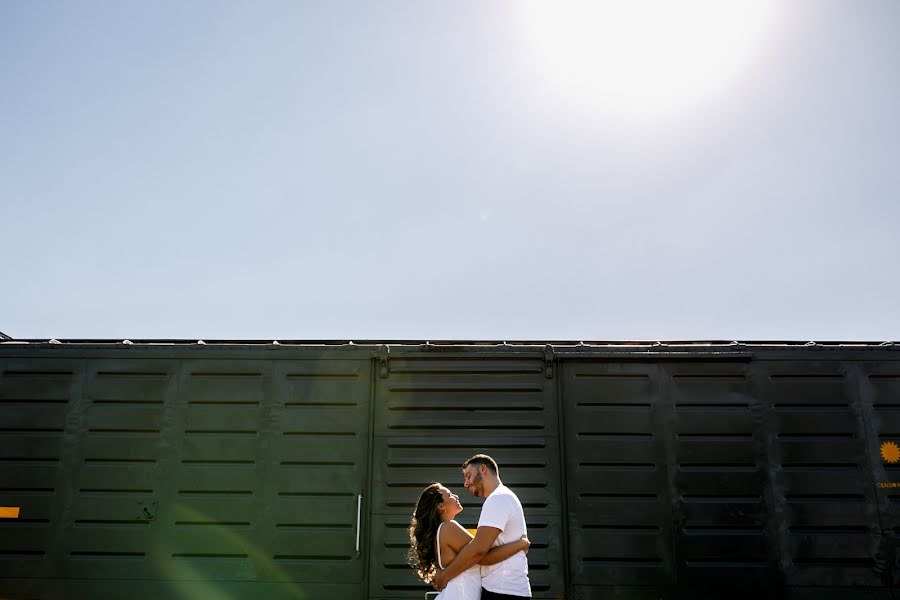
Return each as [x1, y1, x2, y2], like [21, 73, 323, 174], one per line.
[472, 471, 484, 497]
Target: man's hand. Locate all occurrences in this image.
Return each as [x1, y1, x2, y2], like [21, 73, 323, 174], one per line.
[521, 534, 531, 555]
[432, 568, 448, 591]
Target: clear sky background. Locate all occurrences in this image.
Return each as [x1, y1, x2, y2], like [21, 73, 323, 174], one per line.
[2, 1, 898, 341]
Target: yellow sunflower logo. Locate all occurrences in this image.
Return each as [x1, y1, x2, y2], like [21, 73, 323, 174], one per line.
[881, 441, 900, 464]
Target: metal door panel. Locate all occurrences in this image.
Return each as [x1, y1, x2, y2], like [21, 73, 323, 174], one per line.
[562, 361, 675, 589]
[370, 354, 564, 598]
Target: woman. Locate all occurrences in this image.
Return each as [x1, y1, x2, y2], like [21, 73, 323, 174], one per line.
[408, 482, 530, 599]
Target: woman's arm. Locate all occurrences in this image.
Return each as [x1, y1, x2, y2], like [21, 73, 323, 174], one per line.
[478, 534, 530, 566]
[435, 522, 500, 586]
[441, 522, 530, 567]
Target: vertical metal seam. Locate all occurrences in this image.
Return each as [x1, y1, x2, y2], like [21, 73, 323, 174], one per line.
[48, 357, 87, 576]
[363, 354, 379, 597]
[155, 356, 188, 575]
[756, 360, 789, 584]
[750, 359, 785, 588]
[555, 356, 571, 596]
[659, 363, 679, 596]
[154, 359, 174, 569]
[256, 358, 276, 579]
[852, 362, 887, 532]
[850, 361, 892, 591]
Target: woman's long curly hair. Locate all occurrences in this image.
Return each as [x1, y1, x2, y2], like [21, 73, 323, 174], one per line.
[407, 482, 444, 583]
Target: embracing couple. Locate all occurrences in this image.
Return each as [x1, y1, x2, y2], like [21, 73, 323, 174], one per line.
[408, 454, 532, 599]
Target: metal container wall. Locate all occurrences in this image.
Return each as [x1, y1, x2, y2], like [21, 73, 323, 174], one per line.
[561, 360, 677, 598]
[561, 355, 896, 600]
[0, 350, 372, 599]
[369, 354, 565, 599]
[868, 361, 900, 573]
[1, 342, 899, 599]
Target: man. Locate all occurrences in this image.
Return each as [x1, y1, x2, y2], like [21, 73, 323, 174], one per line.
[432, 454, 532, 599]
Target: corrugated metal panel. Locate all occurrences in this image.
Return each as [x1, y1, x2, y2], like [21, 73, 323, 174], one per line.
[269, 359, 370, 584]
[669, 362, 772, 588]
[860, 361, 900, 590]
[0, 578, 367, 600]
[369, 355, 565, 598]
[564, 358, 893, 598]
[0, 356, 372, 599]
[2, 343, 899, 599]
[561, 361, 675, 593]
[61, 360, 173, 581]
[760, 361, 881, 588]
[0, 360, 76, 581]
[158, 360, 269, 583]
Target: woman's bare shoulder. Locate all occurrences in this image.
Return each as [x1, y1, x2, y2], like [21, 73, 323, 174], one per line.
[442, 520, 474, 550]
[447, 519, 472, 538]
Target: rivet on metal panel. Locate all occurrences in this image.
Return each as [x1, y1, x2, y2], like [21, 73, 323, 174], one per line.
[138, 501, 157, 521]
[544, 345, 554, 379]
[379, 344, 390, 378]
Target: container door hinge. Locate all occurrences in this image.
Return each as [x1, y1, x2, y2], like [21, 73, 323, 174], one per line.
[379, 345, 391, 378]
[544, 345, 554, 379]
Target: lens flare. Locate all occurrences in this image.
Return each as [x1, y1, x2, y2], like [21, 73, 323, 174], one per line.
[520, 0, 779, 116]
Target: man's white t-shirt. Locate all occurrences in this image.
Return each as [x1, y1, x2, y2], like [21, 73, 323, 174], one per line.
[477, 483, 531, 597]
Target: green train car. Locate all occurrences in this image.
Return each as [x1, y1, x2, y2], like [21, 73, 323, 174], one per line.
[1, 339, 898, 599]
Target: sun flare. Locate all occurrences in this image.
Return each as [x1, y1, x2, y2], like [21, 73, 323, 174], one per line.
[520, 0, 779, 116]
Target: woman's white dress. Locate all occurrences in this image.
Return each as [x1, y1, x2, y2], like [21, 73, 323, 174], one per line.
[435, 521, 482, 600]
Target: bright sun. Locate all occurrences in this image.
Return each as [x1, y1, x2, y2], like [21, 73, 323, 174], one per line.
[519, 0, 779, 117]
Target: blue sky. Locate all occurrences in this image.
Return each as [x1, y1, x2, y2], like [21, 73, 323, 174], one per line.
[2, 1, 899, 341]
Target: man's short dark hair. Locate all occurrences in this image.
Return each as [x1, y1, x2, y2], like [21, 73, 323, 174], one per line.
[463, 454, 499, 476]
